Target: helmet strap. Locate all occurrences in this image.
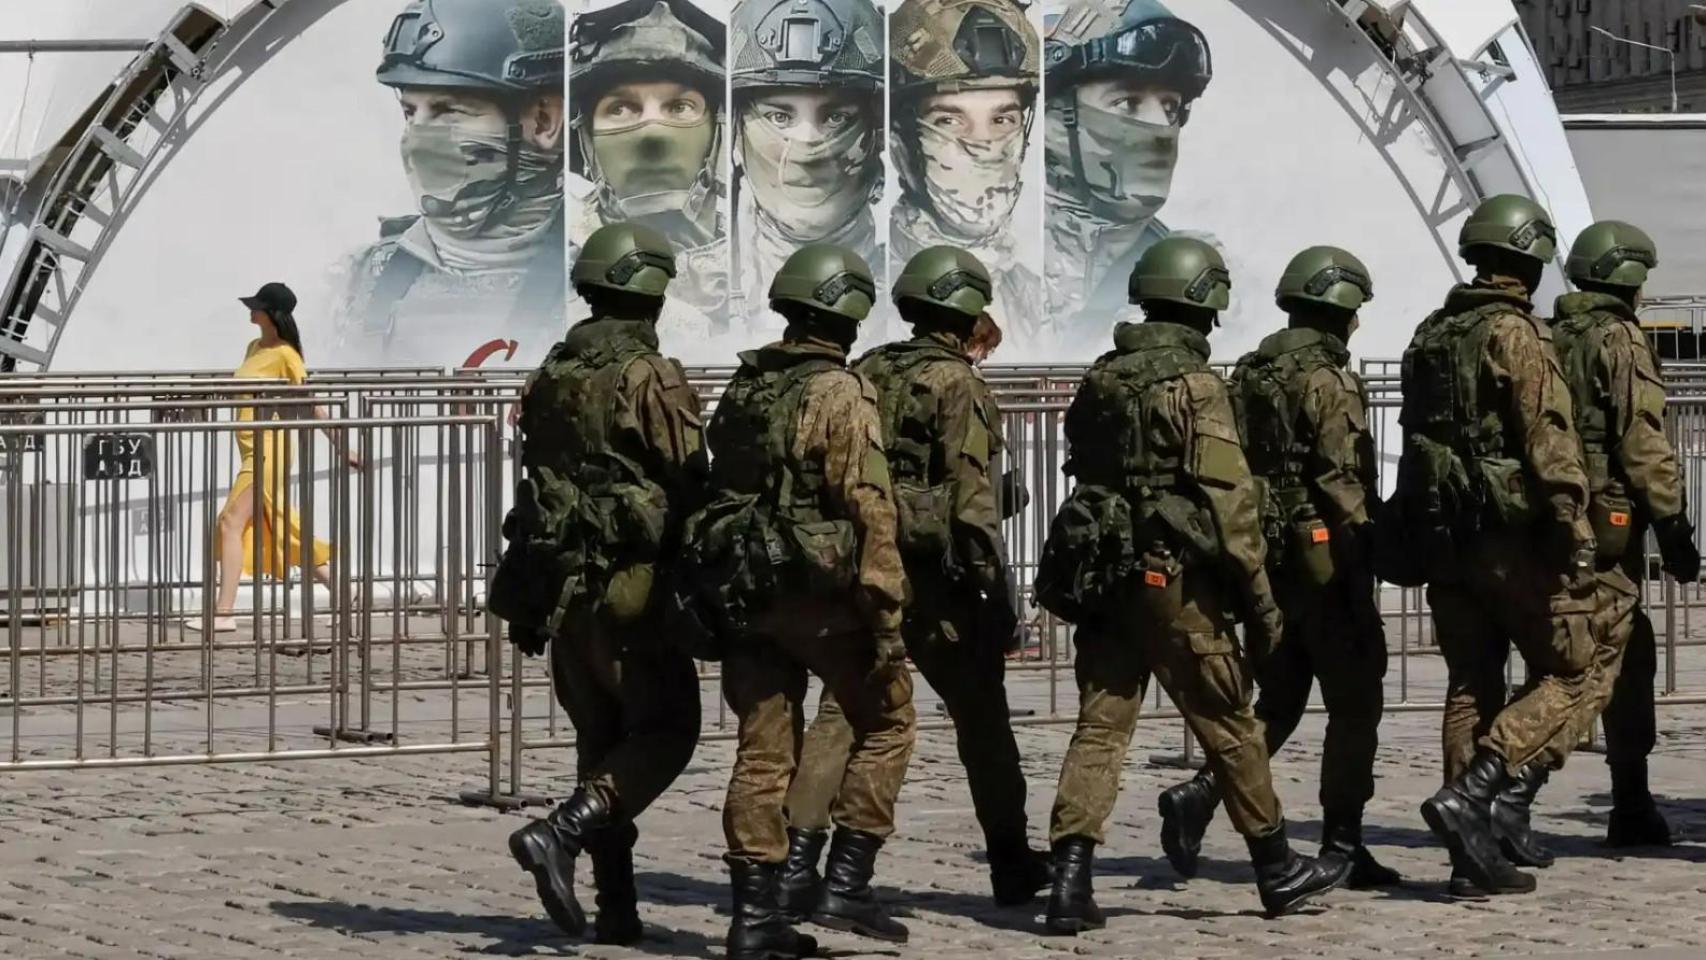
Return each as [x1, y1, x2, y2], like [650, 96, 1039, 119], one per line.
[1060, 96, 1091, 210]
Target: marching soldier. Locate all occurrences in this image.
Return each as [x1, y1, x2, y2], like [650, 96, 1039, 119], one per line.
[490, 223, 707, 943]
[1157, 246, 1400, 888]
[1536, 222, 1698, 850]
[680, 244, 917, 958]
[1388, 195, 1599, 896]
[778, 247, 1050, 916]
[1034, 237, 1347, 931]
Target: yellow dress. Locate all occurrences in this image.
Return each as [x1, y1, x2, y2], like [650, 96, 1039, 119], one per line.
[223, 340, 332, 577]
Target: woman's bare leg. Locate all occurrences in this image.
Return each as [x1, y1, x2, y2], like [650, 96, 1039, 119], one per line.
[215, 487, 256, 616]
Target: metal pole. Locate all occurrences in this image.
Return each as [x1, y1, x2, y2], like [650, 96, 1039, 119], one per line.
[1590, 26, 1678, 112]
[0, 40, 155, 54]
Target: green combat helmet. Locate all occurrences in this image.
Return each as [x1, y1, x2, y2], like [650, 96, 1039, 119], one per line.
[1566, 220, 1658, 290]
[571, 222, 678, 297]
[731, 0, 884, 90]
[1458, 194, 1557, 263]
[379, 0, 565, 96]
[1129, 236, 1230, 311]
[1275, 246, 1374, 312]
[769, 243, 878, 324]
[892, 245, 994, 318]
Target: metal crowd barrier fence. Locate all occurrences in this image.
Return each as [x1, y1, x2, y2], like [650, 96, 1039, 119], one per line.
[4, 365, 1706, 804]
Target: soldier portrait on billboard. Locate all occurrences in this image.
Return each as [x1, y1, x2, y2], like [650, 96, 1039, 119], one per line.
[888, 0, 1042, 346]
[568, 0, 730, 338]
[729, 0, 886, 332]
[1043, 0, 1211, 347]
[332, 0, 570, 368]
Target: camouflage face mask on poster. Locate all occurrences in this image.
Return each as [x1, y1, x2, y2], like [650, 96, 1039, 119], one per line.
[400, 123, 559, 243]
[589, 115, 715, 215]
[1052, 98, 1180, 223]
[740, 109, 875, 239]
[911, 120, 1026, 240]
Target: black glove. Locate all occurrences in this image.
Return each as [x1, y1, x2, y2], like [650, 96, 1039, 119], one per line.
[976, 594, 1022, 655]
[1655, 513, 1702, 583]
[999, 470, 1031, 520]
[1243, 601, 1284, 667]
[509, 622, 549, 658]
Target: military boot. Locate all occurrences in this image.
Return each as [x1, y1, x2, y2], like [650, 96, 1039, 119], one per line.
[1446, 846, 1533, 897]
[1606, 760, 1672, 847]
[1247, 824, 1349, 917]
[987, 840, 1053, 907]
[1157, 768, 1219, 879]
[776, 827, 828, 923]
[727, 858, 818, 960]
[1319, 811, 1401, 888]
[1043, 836, 1104, 935]
[1420, 749, 1532, 894]
[508, 789, 614, 936]
[1490, 763, 1554, 868]
[812, 828, 908, 943]
[587, 822, 642, 945]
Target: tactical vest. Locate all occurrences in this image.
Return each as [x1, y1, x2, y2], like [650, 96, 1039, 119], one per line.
[706, 353, 840, 520]
[520, 324, 658, 492]
[1066, 325, 1206, 494]
[1550, 299, 1640, 559]
[1399, 303, 1508, 460]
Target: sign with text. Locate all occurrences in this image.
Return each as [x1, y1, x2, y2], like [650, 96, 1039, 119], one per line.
[83, 434, 155, 481]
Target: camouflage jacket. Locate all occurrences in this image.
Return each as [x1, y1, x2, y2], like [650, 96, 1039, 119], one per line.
[1549, 291, 1685, 525]
[1044, 184, 1168, 348]
[855, 331, 1006, 597]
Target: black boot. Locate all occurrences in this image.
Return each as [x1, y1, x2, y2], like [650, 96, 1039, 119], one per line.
[776, 828, 828, 923]
[1490, 764, 1554, 868]
[1158, 768, 1219, 880]
[812, 828, 908, 943]
[1446, 846, 1532, 897]
[1247, 823, 1349, 918]
[727, 858, 818, 960]
[587, 822, 642, 946]
[1043, 836, 1105, 935]
[1420, 750, 1533, 894]
[1607, 760, 1672, 847]
[1319, 811, 1402, 888]
[508, 789, 613, 936]
[988, 842, 1053, 907]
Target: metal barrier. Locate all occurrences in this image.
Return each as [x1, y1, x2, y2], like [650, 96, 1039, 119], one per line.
[3, 363, 1704, 805]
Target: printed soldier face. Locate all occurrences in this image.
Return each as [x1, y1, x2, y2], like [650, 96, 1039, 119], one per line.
[1047, 75, 1185, 223]
[395, 87, 566, 238]
[588, 80, 716, 197]
[739, 87, 877, 237]
[908, 87, 1029, 239]
[1074, 79, 1185, 127]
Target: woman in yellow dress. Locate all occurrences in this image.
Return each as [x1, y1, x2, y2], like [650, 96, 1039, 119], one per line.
[198, 282, 361, 632]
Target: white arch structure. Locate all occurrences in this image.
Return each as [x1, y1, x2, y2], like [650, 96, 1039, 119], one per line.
[0, 0, 1589, 372]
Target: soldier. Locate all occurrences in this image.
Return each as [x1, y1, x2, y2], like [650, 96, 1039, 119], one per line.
[1042, 0, 1211, 345]
[568, 0, 729, 335]
[1155, 247, 1401, 888]
[490, 223, 707, 943]
[682, 244, 916, 957]
[776, 247, 1050, 916]
[889, 0, 1044, 344]
[1034, 237, 1346, 930]
[729, 0, 886, 325]
[334, 0, 568, 367]
[1388, 195, 1599, 896]
[1543, 222, 1698, 848]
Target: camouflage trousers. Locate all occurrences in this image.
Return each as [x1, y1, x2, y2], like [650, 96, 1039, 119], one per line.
[1051, 573, 1282, 843]
[784, 600, 1031, 854]
[1254, 571, 1388, 817]
[548, 610, 702, 819]
[1428, 532, 1607, 781]
[1602, 592, 1658, 766]
[722, 625, 917, 863]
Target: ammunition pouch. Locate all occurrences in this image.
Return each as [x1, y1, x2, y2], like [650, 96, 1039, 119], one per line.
[893, 479, 962, 579]
[1588, 481, 1635, 565]
[1035, 484, 1138, 623]
[1135, 546, 1185, 622]
[1474, 456, 1536, 530]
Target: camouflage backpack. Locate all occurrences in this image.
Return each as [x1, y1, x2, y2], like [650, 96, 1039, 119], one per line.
[488, 324, 673, 636]
[675, 352, 860, 651]
[854, 339, 986, 576]
[1035, 323, 1221, 622]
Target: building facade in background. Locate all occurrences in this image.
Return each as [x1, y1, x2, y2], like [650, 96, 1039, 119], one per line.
[1518, 0, 1706, 112]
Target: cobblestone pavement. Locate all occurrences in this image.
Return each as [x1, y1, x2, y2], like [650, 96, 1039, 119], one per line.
[6, 649, 1706, 960]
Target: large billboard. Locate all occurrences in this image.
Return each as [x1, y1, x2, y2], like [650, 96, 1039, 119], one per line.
[4, 0, 1574, 371]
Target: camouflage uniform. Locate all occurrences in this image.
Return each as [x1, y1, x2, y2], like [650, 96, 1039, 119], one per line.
[335, 0, 568, 367]
[1042, 0, 1210, 346]
[568, 0, 730, 334]
[888, 0, 1043, 344]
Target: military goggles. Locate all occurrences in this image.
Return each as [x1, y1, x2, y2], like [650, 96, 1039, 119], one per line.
[1587, 245, 1657, 280]
[1183, 266, 1232, 304]
[1508, 218, 1558, 255]
[382, 10, 563, 88]
[927, 269, 994, 304]
[812, 271, 878, 308]
[606, 250, 677, 287]
[1305, 265, 1373, 301]
[1045, 18, 1211, 92]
